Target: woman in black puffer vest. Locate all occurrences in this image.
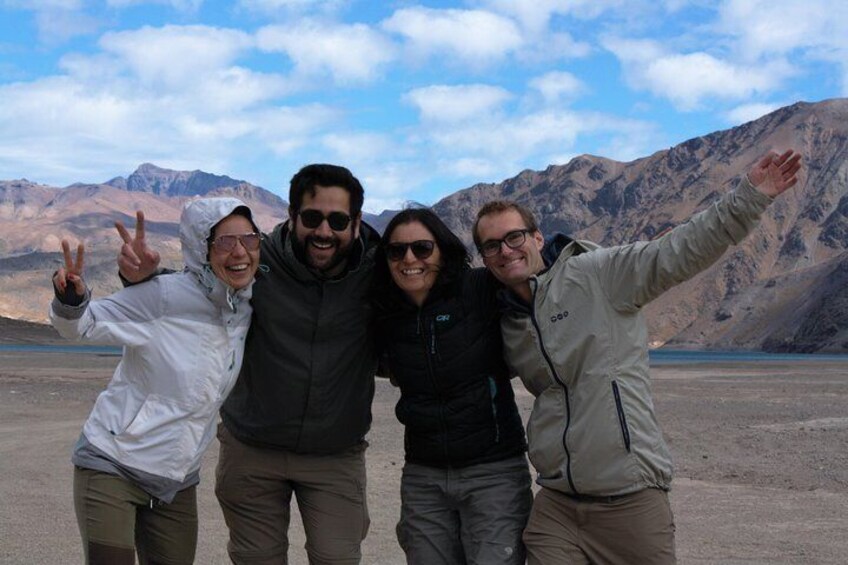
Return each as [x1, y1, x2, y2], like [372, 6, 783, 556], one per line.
[372, 208, 531, 565]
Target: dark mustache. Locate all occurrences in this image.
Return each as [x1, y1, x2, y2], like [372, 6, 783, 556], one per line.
[307, 235, 337, 246]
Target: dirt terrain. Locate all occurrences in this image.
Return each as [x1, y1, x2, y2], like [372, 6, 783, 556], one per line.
[0, 347, 846, 564]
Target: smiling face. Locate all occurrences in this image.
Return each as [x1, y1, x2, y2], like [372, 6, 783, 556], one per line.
[387, 221, 442, 307]
[208, 214, 260, 290]
[476, 209, 545, 302]
[292, 185, 361, 276]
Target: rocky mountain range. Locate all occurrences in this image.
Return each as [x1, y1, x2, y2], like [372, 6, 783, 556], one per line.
[1, 98, 846, 353]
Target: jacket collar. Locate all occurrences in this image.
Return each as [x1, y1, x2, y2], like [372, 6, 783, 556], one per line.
[264, 220, 380, 282]
[498, 232, 593, 315]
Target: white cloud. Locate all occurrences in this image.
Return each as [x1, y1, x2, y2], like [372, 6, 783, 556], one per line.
[443, 157, 502, 179]
[4, 0, 83, 8]
[106, 0, 203, 10]
[717, 0, 848, 95]
[34, 8, 99, 44]
[0, 72, 337, 186]
[99, 25, 254, 89]
[0, 23, 336, 189]
[646, 53, 790, 110]
[404, 84, 512, 123]
[717, 0, 846, 58]
[237, 0, 345, 13]
[477, 0, 626, 32]
[529, 71, 585, 105]
[321, 132, 395, 164]
[408, 106, 654, 187]
[724, 102, 781, 125]
[256, 21, 395, 84]
[604, 37, 793, 110]
[382, 7, 522, 66]
[3, 0, 98, 44]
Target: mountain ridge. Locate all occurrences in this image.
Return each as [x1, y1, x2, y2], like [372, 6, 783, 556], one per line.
[2, 98, 847, 353]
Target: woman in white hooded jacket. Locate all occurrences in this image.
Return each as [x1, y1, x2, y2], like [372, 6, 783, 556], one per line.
[50, 197, 262, 565]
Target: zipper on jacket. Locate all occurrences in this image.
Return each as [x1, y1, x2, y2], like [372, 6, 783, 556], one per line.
[488, 377, 500, 443]
[527, 278, 577, 493]
[611, 381, 632, 452]
[419, 310, 450, 464]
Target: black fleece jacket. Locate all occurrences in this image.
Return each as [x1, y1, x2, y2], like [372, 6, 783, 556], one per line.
[374, 268, 526, 468]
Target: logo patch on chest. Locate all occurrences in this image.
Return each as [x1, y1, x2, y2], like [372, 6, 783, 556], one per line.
[550, 310, 569, 323]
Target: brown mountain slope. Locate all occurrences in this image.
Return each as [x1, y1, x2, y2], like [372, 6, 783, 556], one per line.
[431, 98, 848, 353]
[0, 166, 289, 322]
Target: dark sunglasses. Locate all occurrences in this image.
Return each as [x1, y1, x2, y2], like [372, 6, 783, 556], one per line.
[385, 240, 436, 262]
[298, 209, 352, 231]
[211, 232, 263, 253]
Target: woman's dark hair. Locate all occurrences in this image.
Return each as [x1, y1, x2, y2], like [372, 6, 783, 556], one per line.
[373, 208, 470, 301]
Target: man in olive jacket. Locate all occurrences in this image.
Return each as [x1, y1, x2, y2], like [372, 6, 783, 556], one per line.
[117, 164, 378, 564]
[472, 150, 802, 564]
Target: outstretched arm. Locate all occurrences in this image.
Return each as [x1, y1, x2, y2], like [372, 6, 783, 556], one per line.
[115, 210, 161, 283]
[598, 148, 803, 311]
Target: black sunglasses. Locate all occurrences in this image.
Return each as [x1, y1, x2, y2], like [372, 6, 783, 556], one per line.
[298, 209, 352, 231]
[211, 232, 263, 253]
[385, 240, 436, 262]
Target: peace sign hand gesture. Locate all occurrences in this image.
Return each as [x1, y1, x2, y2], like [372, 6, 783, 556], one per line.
[53, 240, 87, 304]
[116, 210, 161, 283]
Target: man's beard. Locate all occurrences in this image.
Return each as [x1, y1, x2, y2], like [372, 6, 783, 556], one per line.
[292, 232, 354, 276]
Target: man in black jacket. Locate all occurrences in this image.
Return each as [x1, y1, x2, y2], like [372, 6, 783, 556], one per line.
[117, 164, 379, 564]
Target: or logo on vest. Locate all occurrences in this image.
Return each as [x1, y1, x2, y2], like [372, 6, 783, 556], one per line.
[550, 310, 569, 323]
[435, 314, 451, 322]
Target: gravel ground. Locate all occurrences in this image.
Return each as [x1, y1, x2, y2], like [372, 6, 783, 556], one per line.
[1, 350, 846, 564]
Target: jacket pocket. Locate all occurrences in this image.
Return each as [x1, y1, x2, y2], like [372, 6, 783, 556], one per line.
[611, 381, 631, 452]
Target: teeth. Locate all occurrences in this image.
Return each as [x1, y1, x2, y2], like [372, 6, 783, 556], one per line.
[228, 265, 248, 271]
[311, 241, 333, 249]
[401, 269, 424, 275]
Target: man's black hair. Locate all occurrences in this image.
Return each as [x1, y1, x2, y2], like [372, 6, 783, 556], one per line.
[289, 164, 365, 218]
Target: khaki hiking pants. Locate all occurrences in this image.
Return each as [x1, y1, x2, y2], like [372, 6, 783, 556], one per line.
[215, 423, 370, 565]
[523, 485, 676, 565]
[74, 466, 197, 565]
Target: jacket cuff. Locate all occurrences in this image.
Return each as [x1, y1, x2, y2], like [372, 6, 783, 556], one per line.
[739, 174, 774, 211]
[119, 267, 168, 287]
[51, 289, 91, 320]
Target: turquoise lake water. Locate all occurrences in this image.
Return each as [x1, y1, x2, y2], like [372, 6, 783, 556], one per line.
[0, 344, 122, 355]
[1, 344, 845, 364]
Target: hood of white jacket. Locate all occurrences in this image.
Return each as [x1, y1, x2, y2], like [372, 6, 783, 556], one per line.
[179, 197, 256, 301]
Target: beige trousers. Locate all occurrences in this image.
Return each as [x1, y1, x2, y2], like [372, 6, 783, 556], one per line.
[214, 424, 370, 565]
[523, 486, 676, 565]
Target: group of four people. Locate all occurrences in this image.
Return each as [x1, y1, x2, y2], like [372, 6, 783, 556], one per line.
[51, 149, 802, 564]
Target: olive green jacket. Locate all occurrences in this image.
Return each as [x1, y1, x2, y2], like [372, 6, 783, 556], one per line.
[501, 177, 772, 496]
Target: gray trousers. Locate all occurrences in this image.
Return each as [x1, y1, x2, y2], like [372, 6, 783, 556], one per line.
[396, 455, 532, 565]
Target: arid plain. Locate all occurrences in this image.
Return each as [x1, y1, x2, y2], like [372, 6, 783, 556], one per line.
[1, 340, 846, 564]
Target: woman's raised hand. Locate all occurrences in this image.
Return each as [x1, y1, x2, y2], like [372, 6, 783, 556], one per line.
[53, 239, 87, 298]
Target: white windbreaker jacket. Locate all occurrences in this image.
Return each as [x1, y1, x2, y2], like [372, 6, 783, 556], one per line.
[50, 198, 255, 482]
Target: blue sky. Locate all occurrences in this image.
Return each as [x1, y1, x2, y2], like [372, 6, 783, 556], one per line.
[1, 0, 845, 212]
